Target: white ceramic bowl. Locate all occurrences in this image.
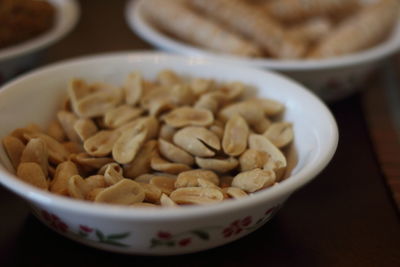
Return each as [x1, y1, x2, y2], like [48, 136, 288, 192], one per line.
[0, 0, 79, 83]
[126, 0, 400, 101]
[0, 52, 338, 255]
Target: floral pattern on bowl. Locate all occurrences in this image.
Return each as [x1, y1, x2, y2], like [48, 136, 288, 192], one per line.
[35, 204, 281, 250]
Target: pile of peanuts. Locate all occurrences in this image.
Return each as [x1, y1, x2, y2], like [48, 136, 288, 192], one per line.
[2, 70, 294, 207]
[142, 0, 400, 59]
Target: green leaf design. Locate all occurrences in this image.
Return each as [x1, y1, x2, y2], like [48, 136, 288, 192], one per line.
[103, 240, 129, 247]
[166, 241, 175, 247]
[95, 230, 105, 242]
[150, 239, 160, 248]
[191, 230, 210, 240]
[78, 230, 88, 238]
[106, 232, 130, 240]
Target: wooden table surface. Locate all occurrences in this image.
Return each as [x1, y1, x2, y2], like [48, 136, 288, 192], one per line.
[1, 1, 400, 266]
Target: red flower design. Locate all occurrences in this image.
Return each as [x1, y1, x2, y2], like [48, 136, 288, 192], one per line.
[222, 227, 234, 238]
[41, 210, 69, 233]
[235, 228, 243, 235]
[157, 231, 172, 239]
[232, 220, 240, 227]
[178, 238, 192, 247]
[79, 225, 93, 233]
[241, 216, 252, 227]
[265, 208, 274, 215]
[42, 210, 51, 221]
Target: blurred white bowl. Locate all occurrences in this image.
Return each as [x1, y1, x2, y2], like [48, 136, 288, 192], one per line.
[0, 52, 338, 255]
[0, 0, 79, 83]
[126, 0, 400, 101]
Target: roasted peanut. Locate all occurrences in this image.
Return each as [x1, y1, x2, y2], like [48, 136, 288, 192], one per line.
[2, 135, 25, 170]
[197, 178, 221, 189]
[219, 175, 233, 188]
[11, 124, 40, 142]
[73, 118, 98, 141]
[222, 114, 249, 156]
[138, 182, 162, 203]
[175, 169, 219, 188]
[50, 161, 79, 195]
[239, 149, 269, 171]
[148, 99, 175, 116]
[263, 122, 294, 148]
[63, 141, 85, 154]
[23, 132, 69, 164]
[173, 126, 220, 157]
[163, 107, 214, 128]
[94, 179, 145, 205]
[223, 187, 248, 199]
[17, 162, 48, 190]
[57, 110, 80, 142]
[150, 175, 177, 195]
[194, 93, 219, 114]
[123, 72, 144, 106]
[246, 98, 284, 116]
[72, 153, 114, 170]
[170, 84, 196, 106]
[84, 130, 121, 157]
[86, 188, 105, 201]
[170, 187, 224, 205]
[104, 105, 143, 129]
[248, 134, 287, 178]
[158, 138, 194, 165]
[159, 124, 177, 141]
[209, 124, 224, 140]
[219, 101, 263, 124]
[150, 156, 191, 174]
[160, 193, 178, 207]
[47, 120, 66, 142]
[190, 78, 214, 96]
[232, 168, 276, 193]
[157, 69, 182, 86]
[74, 87, 122, 118]
[68, 175, 86, 199]
[195, 157, 238, 173]
[134, 174, 154, 183]
[20, 138, 49, 177]
[85, 175, 107, 192]
[103, 163, 124, 185]
[112, 123, 148, 164]
[219, 82, 245, 100]
[123, 140, 158, 179]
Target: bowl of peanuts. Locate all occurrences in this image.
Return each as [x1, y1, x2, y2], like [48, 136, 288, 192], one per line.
[0, 52, 338, 255]
[0, 0, 79, 84]
[127, 0, 400, 101]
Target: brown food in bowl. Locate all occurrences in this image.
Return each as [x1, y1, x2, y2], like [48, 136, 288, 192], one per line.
[0, 0, 55, 49]
[141, 0, 400, 59]
[2, 70, 295, 207]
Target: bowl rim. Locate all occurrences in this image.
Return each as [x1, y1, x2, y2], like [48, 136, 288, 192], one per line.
[126, 0, 400, 71]
[0, 0, 80, 61]
[0, 51, 339, 221]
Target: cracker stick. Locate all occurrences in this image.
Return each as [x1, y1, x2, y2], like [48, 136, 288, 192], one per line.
[287, 17, 333, 44]
[142, 0, 262, 57]
[265, 0, 359, 23]
[190, 0, 306, 59]
[309, 0, 400, 58]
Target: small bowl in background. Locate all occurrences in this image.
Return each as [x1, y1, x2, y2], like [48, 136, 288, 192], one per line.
[0, 0, 80, 84]
[0, 52, 338, 255]
[126, 0, 400, 101]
